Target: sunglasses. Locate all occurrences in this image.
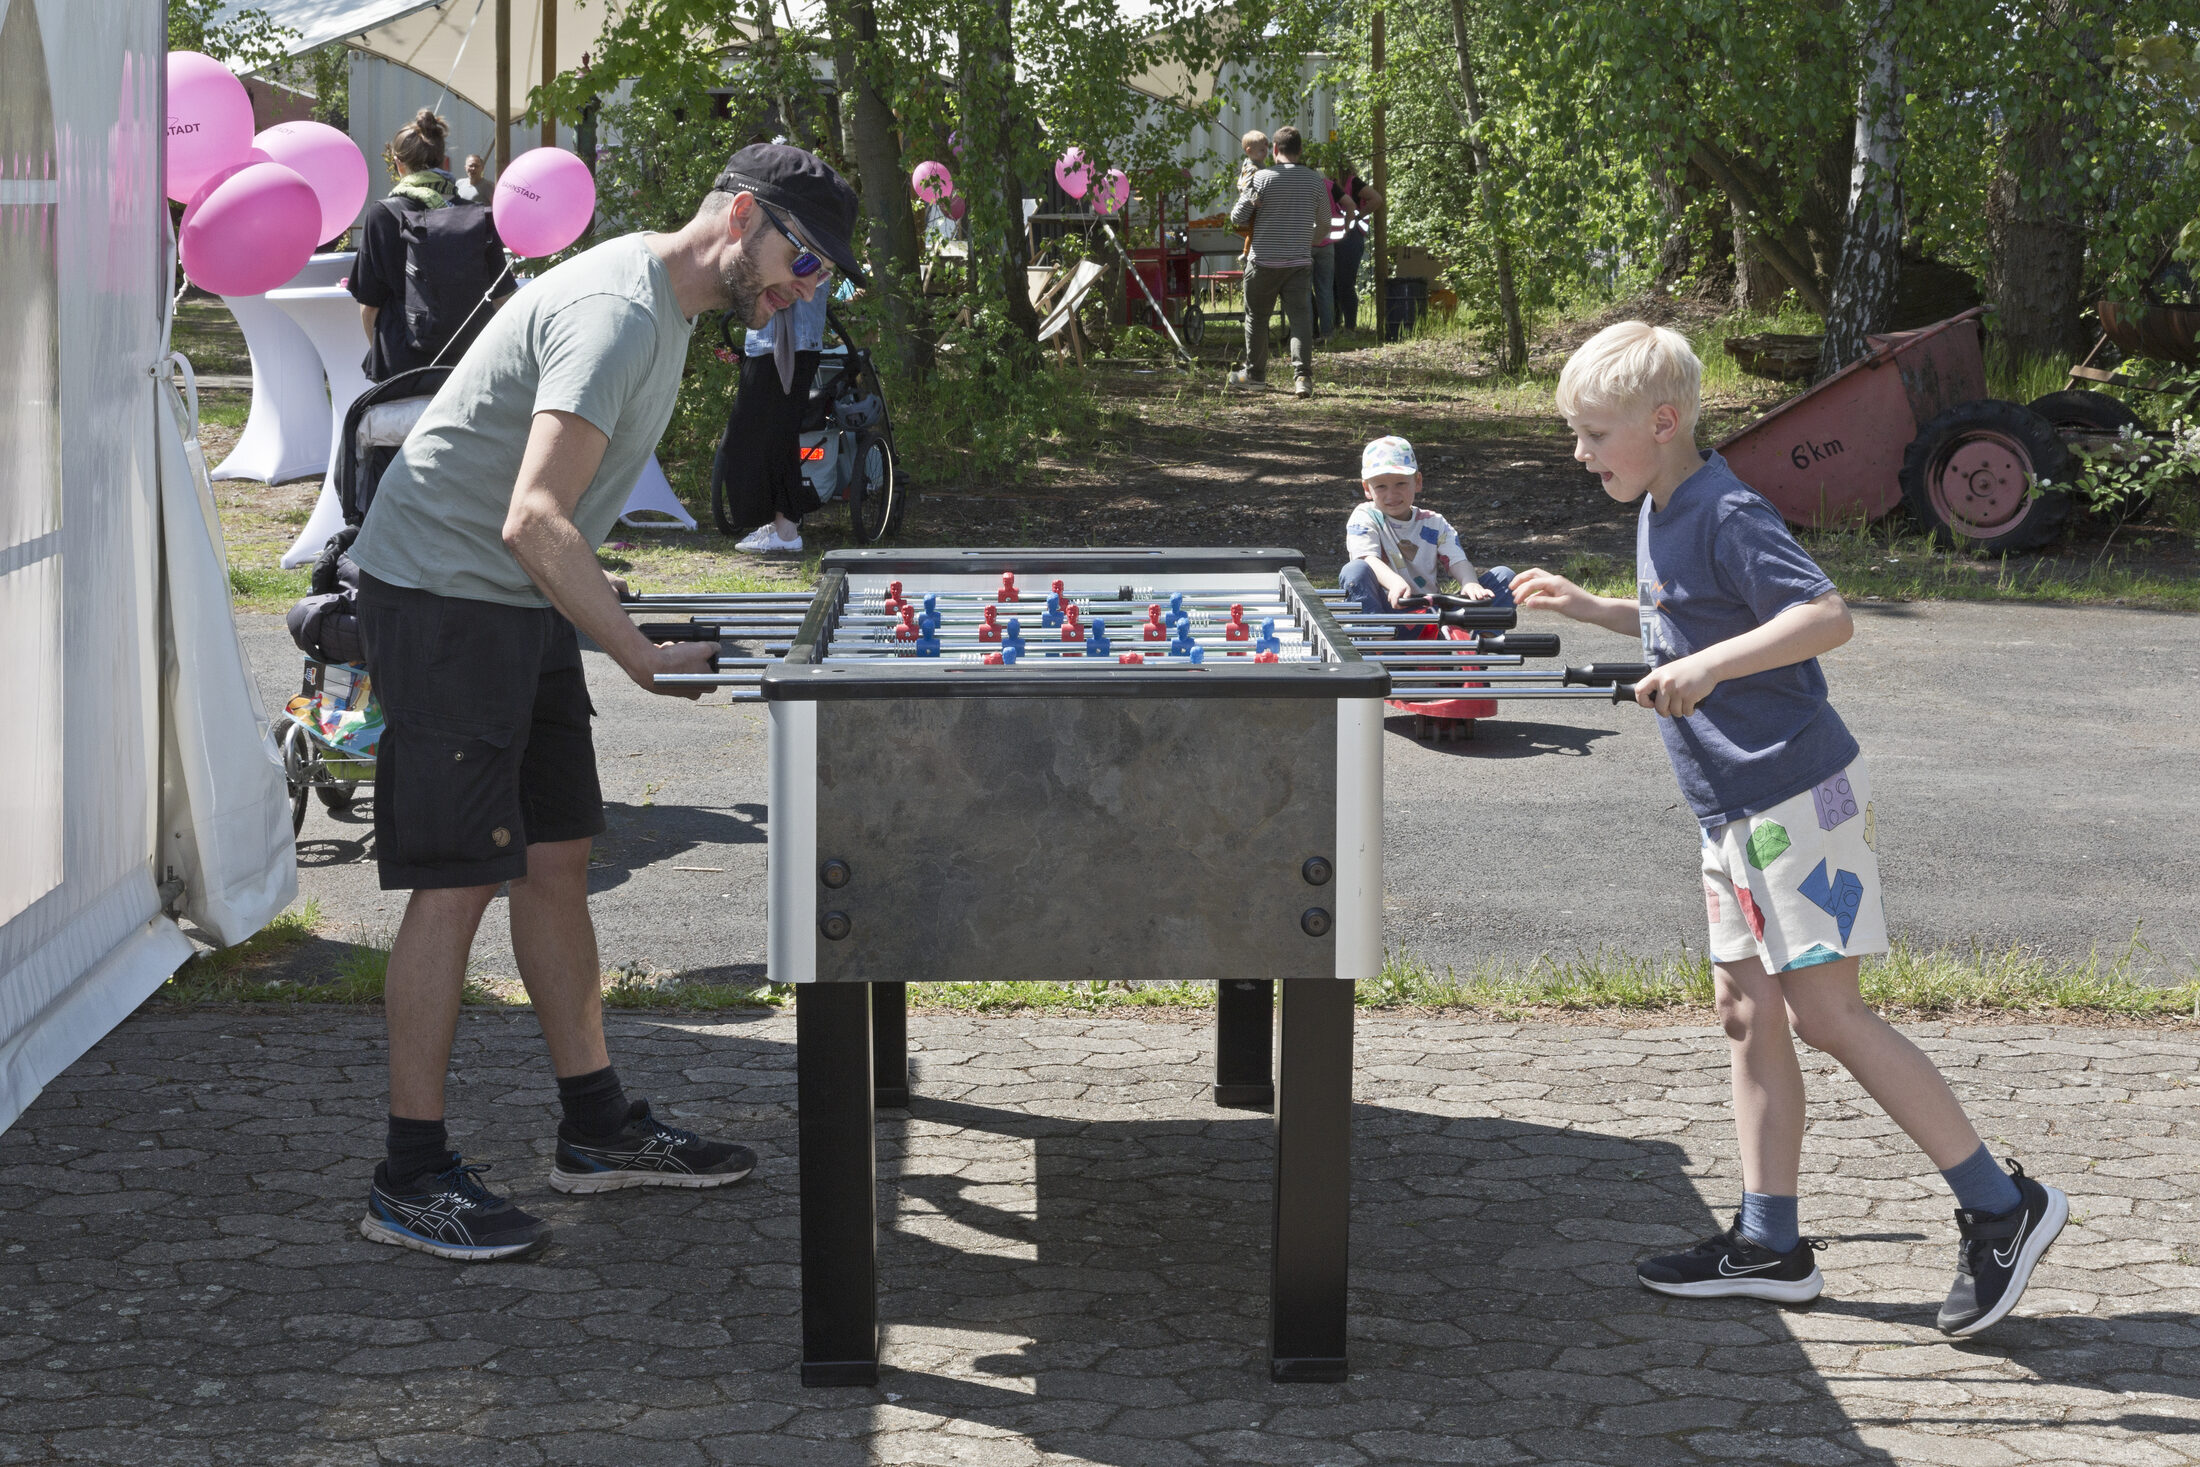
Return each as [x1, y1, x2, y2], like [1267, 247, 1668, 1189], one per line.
[756, 200, 828, 280]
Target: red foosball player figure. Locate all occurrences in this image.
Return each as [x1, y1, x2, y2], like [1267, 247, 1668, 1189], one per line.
[884, 581, 905, 615]
[893, 606, 919, 641]
[1118, 652, 1145, 665]
[1050, 579, 1067, 603]
[978, 606, 1003, 642]
[1253, 650, 1280, 663]
[997, 571, 1020, 603]
[1224, 604, 1251, 656]
[983, 651, 1005, 665]
[1143, 605, 1168, 642]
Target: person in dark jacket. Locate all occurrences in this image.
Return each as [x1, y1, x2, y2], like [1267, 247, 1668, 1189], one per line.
[349, 110, 508, 381]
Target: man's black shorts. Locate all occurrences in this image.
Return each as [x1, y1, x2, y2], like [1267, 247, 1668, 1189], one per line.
[358, 573, 606, 891]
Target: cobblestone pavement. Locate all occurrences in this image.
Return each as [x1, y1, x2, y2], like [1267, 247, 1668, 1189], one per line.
[2, 1008, 2197, 1466]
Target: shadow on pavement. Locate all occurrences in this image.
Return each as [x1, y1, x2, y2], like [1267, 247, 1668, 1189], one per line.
[1384, 714, 1621, 760]
[3, 1012, 2186, 1465]
[586, 799, 766, 894]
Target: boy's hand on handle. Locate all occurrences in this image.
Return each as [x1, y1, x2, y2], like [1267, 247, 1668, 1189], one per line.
[1632, 654, 1719, 717]
[1507, 567, 1587, 617]
[1455, 581, 1495, 602]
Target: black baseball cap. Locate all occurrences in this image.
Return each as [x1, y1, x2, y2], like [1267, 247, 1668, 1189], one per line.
[713, 143, 866, 286]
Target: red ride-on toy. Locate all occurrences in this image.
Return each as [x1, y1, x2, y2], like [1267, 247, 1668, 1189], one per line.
[1389, 620, 1497, 741]
[1376, 594, 1562, 742]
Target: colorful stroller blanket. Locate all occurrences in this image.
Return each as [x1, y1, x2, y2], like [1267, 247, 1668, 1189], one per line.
[284, 662, 382, 783]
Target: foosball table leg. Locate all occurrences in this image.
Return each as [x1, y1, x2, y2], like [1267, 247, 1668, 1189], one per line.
[872, 982, 909, 1108]
[1214, 979, 1275, 1109]
[1269, 978, 1352, 1383]
[797, 984, 880, 1387]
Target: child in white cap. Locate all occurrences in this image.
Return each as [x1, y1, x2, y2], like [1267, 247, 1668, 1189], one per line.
[1338, 435, 1512, 632]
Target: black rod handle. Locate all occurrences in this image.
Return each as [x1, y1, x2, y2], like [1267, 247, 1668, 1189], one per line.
[1477, 632, 1559, 658]
[1564, 663, 1651, 687]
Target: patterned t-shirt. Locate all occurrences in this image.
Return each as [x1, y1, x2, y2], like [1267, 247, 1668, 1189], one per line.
[1345, 504, 1476, 594]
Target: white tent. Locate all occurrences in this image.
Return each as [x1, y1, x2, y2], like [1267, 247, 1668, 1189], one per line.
[0, 0, 298, 1134]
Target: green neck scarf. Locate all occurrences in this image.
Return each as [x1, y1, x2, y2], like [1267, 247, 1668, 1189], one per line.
[389, 171, 448, 209]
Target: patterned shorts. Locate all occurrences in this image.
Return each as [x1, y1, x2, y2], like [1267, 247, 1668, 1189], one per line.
[1700, 761, 1889, 972]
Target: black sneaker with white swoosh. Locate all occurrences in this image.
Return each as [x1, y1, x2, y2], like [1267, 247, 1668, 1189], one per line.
[1937, 1159, 2067, 1337]
[1636, 1219, 1826, 1303]
[549, 1099, 757, 1194]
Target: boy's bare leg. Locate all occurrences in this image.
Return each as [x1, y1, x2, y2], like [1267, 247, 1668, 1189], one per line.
[386, 883, 501, 1119]
[1779, 957, 1982, 1170]
[506, 837, 612, 1080]
[1715, 957, 1809, 1196]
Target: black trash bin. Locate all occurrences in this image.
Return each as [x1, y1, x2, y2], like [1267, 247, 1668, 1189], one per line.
[1382, 277, 1428, 341]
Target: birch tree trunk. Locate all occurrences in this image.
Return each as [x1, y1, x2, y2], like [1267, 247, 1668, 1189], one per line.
[1447, 0, 1523, 373]
[1815, 0, 1903, 379]
[825, 0, 930, 379]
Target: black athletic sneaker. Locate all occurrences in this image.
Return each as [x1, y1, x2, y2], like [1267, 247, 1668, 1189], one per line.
[1637, 1219, 1826, 1303]
[359, 1158, 551, 1262]
[549, 1099, 757, 1195]
[1937, 1160, 2067, 1337]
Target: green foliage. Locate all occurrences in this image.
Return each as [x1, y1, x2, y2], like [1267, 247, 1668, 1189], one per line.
[2052, 413, 2200, 531]
[166, 0, 293, 73]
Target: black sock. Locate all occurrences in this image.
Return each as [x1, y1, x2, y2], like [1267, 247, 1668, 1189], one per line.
[385, 1115, 453, 1186]
[557, 1066, 631, 1139]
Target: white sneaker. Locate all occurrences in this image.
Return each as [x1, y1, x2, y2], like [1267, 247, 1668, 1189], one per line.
[735, 526, 802, 553]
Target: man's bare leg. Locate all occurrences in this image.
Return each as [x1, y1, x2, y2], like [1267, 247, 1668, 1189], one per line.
[506, 836, 611, 1079]
[385, 883, 500, 1119]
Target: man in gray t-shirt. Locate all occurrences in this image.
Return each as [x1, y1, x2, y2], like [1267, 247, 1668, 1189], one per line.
[1227, 124, 1328, 396]
[351, 144, 867, 1263]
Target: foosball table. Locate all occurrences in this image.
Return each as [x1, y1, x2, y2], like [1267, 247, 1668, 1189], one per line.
[628, 548, 1646, 1385]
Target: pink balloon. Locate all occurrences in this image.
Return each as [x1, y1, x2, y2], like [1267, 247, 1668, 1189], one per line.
[180, 148, 270, 233]
[911, 161, 954, 204]
[1053, 147, 1089, 200]
[179, 161, 321, 296]
[165, 51, 255, 202]
[945, 195, 968, 222]
[1092, 169, 1130, 216]
[254, 121, 369, 245]
[494, 146, 596, 257]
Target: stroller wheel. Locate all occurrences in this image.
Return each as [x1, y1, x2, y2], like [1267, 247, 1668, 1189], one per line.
[281, 722, 313, 837]
[847, 429, 901, 543]
[316, 783, 357, 812]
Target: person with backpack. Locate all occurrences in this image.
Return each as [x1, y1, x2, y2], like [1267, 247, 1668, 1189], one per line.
[349, 110, 513, 381]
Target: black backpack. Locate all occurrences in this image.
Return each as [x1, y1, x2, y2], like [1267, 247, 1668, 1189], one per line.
[394, 200, 509, 365]
[285, 525, 365, 664]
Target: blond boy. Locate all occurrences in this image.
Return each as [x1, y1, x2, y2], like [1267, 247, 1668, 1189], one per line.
[1508, 322, 2064, 1335]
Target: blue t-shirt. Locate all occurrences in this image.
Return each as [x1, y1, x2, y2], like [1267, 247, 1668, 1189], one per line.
[1638, 451, 1859, 828]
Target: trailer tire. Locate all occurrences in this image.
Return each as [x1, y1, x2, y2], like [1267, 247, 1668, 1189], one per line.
[2026, 389, 2142, 434]
[1899, 399, 2072, 553]
[1179, 302, 1205, 348]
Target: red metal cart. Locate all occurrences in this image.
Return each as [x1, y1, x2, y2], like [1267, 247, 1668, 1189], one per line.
[1715, 307, 2119, 553]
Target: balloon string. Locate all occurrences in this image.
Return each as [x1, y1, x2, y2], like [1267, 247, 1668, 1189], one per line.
[426, 252, 517, 370]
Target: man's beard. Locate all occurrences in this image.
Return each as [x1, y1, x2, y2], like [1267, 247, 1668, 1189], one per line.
[720, 246, 772, 327]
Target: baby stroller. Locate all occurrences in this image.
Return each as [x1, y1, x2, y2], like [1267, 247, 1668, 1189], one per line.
[278, 365, 450, 835]
[710, 306, 903, 542]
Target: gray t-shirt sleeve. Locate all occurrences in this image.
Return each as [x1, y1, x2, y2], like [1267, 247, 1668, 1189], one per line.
[1714, 498, 1837, 622]
[532, 294, 660, 439]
